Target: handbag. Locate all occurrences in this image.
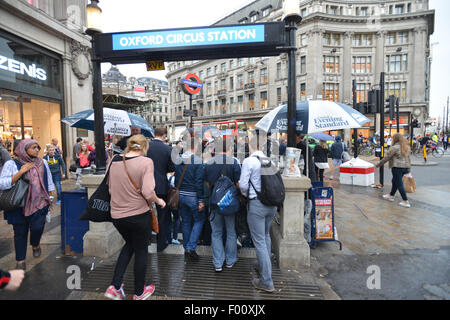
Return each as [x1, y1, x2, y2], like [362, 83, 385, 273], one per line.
[167, 163, 188, 210]
[122, 155, 159, 234]
[79, 155, 118, 222]
[403, 173, 416, 193]
[0, 160, 29, 212]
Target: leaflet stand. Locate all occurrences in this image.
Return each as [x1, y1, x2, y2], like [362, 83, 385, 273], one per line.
[309, 183, 342, 250]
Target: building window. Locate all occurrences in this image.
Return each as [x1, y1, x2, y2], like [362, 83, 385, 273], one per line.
[207, 101, 212, 115]
[385, 31, 409, 45]
[260, 68, 268, 84]
[237, 95, 244, 112]
[248, 71, 254, 84]
[221, 98, 227, 114]
[300, 56, 307, 74]
[385, 54, 408, 73]
[323, 83, 339, 102]
[276, 62, 282, 79]
[324, 56, 340, 73]
[323, 33, 341, 46]
[214, 65, 218, 74]
[248, 94, 255, 111]
[301, 34, 307, 46]
[214, 80, 218, 93]
[359, 7, 368, 16]
[352, 56, 372, 73]
[277, 88, 282, 105]
[221, 62, 226, 72]
[237, 58, 244, 67]
[248, 57, 255, 65]
[221, 79, 226, 90]
[239, 18, 247, 24]
[206, 83, 212, 95]
[260, 91, 268, 109]
[262, 7, 271, 17]
[300, 83, 306, 101]
[199, 70, 204, 79]
[353, 34, 373, 46]
[229, 76, 234, 90]
[395, 4, 404, 14]
[385, 82, 407, 102]
[229, 59, 234, 69]
[356, 83, 371, 103]
[207, 67, 212, 76]
[301, 8, 307, 17]
[215, 100, 219, 114]
[237, 74, 244, 89]
[250, 14, 258, 22]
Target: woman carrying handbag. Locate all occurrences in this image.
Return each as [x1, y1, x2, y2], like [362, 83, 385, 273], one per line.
[0, 140, 55, 271]
[104, 135, 166, 301]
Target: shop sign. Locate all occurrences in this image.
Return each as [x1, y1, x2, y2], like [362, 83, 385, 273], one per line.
[145, 60, 164, 71]
[0, 54, 47, 81]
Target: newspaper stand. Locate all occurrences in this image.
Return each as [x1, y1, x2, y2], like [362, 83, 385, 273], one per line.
[309, 183, 342, 250]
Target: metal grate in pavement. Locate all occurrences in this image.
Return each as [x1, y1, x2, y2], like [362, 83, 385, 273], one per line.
[81, 253, 323, 300]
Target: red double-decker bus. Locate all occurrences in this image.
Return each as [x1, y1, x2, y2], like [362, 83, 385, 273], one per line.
[195, 120, 247, 137]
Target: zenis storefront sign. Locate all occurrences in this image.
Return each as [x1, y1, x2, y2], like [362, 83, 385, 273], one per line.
[0, 30, 61, 100]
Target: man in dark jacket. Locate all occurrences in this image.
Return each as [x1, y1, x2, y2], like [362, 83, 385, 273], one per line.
[330, 135, 346, 180]
[175, 129, 204, 260]
[116, 126, 141, 151]
[147, 127, 175, 252]
[296, 134, 317, 181]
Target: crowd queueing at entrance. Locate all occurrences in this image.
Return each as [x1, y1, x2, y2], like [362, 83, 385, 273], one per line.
[0, 124, 427, 296]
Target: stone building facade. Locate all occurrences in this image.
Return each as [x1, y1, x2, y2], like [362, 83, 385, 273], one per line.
[0, 0, 93, 166]
[166, 0, 434, 140]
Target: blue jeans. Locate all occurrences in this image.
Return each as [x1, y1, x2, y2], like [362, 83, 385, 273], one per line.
[390, 167, 409, 201]
[52, 174, 62, 201]
[179, 194, 205, 251]
[247, 199, 276, 288]
[12, 207, 48, 261]
[167, 209, 181, 242]
[209, 209, 237, 269]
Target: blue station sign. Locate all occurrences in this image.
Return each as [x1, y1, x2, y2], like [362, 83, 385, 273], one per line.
[93, 22, 287, 64]
[112, 25, 265, 51]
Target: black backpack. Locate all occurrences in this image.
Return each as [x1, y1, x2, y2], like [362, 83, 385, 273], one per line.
[249, 155, 285, 207]
[209, 162, 241, 217]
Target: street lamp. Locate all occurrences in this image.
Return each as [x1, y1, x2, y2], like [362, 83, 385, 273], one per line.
[86, 0, 106, 174]
[283, 0, 302, 147]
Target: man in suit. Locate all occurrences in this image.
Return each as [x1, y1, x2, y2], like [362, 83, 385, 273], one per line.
[147, 127, 175, 252]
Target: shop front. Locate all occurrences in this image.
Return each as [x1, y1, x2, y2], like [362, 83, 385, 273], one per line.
[0, 30, 63, 156]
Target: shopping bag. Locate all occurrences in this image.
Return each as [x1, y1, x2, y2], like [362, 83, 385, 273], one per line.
[403, 173, 416, 193]
[151, 207, 159, 234]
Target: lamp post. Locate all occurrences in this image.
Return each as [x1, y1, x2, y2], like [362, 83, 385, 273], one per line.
[283, 0, 302, 147]
[86, 0, 106, 174]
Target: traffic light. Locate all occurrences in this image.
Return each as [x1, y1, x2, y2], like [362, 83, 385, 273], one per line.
[368, 89, 379, 114]
[412, 119, 419, 128]
[388, 95, 395, 120]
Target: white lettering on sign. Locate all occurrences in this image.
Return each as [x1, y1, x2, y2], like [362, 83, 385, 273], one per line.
[0, 54, 47, 81]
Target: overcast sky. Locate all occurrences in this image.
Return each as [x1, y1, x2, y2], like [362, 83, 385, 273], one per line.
[99, 0, 449, 118]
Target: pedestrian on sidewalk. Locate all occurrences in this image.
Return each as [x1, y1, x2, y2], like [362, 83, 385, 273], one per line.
[376, 133, 412, 208]
[313, 140, 330, 183]
[239, 135, 276, 293]
[329, 136, 346, 181]
[175, 129, 205, 261]
[43, 145, 66, 205]
[443, 134, 448, 151]
[0, 139, 55, 271]
[166, 174, 181, 245]
[147, 127, 175, 252]
[78, 144, 91, 168]
[205, 136, 241, 272]
[105, 134, 166, 301]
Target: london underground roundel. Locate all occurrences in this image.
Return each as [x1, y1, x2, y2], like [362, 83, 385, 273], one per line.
[181, 73, 203, 95]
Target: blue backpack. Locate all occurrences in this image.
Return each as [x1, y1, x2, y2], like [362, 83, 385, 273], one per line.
[209, 163, 241, 217]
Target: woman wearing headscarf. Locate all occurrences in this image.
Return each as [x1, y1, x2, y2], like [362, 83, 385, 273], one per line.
[0, 140, 55, 271]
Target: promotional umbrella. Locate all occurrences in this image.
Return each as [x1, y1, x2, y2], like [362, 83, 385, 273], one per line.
[61, 107, 155, 138]
[256, 100, 371, 178]
[310, 133, 335, 142]
[255, 100, 370, 134]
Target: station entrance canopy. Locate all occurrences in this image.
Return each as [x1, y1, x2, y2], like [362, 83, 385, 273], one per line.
[93, 22, 288, 64]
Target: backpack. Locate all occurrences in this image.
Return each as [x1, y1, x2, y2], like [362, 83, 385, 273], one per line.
[209, 162, 241, 216]
[249, 155, 285, 208]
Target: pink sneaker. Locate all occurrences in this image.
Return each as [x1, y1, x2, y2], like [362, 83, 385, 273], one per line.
[104, 284, 125, 300]
[133, 285, 155, 300]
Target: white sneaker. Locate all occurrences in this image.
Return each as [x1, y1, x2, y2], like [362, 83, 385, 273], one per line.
[383, 194, 395, 202]
[171, 239, 181, 245]
[399, 201, 411, 208]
